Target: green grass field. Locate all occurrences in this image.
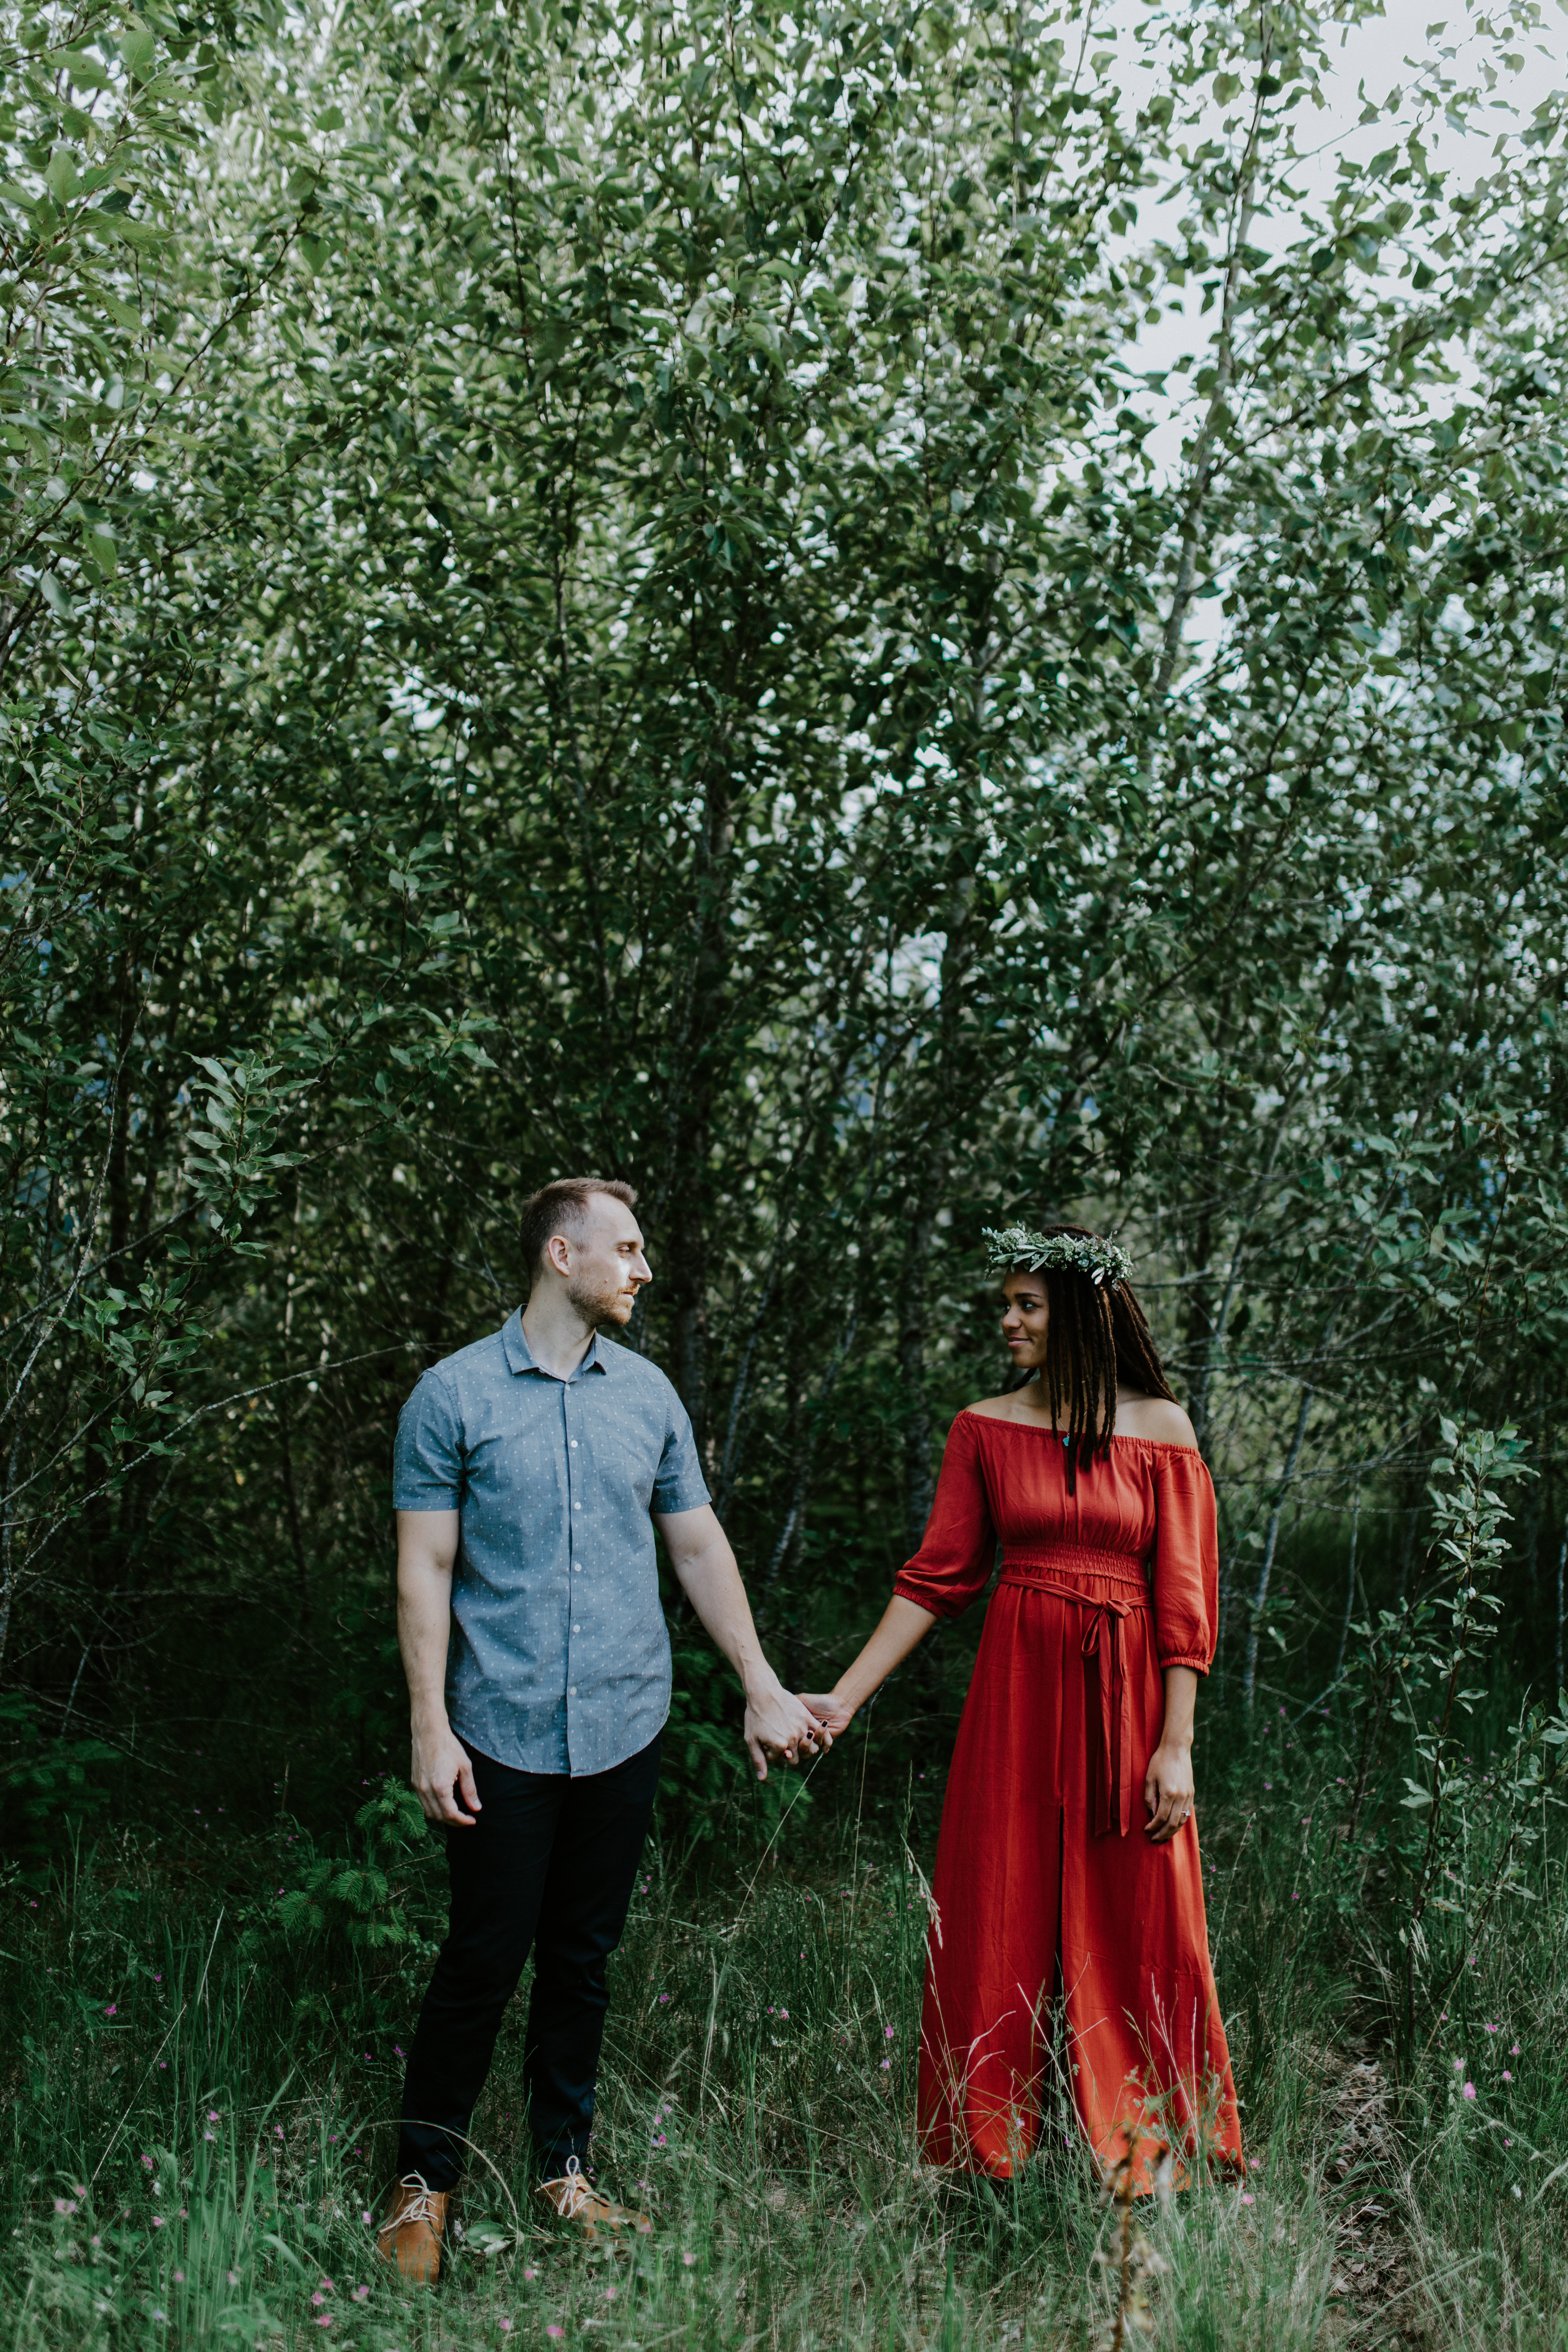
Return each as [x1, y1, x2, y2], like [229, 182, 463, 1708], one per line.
[4, 1702, 1566, 2352]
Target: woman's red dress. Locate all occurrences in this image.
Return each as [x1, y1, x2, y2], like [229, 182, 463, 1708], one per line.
[896, 1411, 1242, 2188]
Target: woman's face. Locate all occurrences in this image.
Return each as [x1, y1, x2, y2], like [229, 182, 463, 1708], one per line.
[1000, 1271, 1049, 1371]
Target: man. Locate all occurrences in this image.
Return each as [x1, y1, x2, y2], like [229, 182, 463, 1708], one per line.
[378, 1176, 824, 2281]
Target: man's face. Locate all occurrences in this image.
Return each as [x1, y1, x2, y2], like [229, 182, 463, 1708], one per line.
[555, 1194, 652, 1327]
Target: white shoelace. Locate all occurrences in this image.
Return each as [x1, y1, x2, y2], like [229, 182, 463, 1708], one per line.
[380, 2174, 445, 2236]
[542, 2155, 600, 2217]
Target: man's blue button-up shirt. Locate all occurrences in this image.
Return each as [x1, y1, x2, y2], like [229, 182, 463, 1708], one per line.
[392, 1309, 710, 1776]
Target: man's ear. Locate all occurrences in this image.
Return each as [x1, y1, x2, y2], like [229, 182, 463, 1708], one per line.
[543, 1233, 572, 1278]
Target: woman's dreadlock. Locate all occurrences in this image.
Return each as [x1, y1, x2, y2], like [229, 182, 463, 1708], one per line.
[1003, 1223, 1177, 1494]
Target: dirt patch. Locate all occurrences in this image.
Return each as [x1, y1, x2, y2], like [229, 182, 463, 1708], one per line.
[1319, 2054, 1430, 2347]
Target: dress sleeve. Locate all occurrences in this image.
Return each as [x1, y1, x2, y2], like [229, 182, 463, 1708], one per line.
[893, 1412, 997, 1620]
[1151, 1447, 1220, 1672]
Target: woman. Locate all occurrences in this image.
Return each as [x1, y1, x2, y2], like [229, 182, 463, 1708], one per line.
[805, 1222, 1241, 2189]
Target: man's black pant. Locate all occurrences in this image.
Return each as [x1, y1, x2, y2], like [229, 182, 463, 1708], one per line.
[396, 1732, 660, 2192]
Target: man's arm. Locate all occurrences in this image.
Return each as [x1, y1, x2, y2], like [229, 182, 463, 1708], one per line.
[396, 1508, 481, 1826]
[653, 1503, 829, 1780]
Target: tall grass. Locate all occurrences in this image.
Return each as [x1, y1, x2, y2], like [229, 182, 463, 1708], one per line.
[3, 1700, 1565, 2351]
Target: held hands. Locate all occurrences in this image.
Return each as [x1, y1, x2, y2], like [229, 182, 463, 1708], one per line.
[744, 1676, 833, 1781]
[411, 1715, 481, 1827]
[1143, 1735, 1196, 1843]
[797, 1690, 856, 1740]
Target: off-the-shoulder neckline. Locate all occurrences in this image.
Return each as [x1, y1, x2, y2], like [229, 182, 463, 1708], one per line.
[958, 1406, 1203, 1455]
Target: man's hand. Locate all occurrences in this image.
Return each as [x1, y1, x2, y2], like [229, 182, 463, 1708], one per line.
[743, 1678, 831, 1781]
[411, 1715, 481, 1827]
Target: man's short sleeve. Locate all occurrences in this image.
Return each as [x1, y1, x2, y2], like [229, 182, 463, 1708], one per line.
[393, 1370, 464, 1510]
[652, 1387, 710, 1515]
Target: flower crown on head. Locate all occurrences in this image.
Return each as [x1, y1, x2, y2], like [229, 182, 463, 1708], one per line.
[983, 1223, 1134, 1291]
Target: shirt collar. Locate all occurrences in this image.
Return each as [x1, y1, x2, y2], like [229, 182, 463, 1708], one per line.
[501, 1307, 608, 1381]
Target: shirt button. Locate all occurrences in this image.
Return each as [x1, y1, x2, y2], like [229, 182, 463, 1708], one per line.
[570, 1440, 579, 1449]
[572, 1623, 581, 1632]
[572, 1563, 583, 1572]
[569, 1688, 577, 1697]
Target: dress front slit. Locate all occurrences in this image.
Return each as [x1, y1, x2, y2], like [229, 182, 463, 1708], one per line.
[896, 1413, 1243, 2189]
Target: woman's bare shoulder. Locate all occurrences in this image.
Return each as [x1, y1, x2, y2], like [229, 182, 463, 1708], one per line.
[962, 1394, 1033, 1423]
[1115, 1394, 1198, 1447]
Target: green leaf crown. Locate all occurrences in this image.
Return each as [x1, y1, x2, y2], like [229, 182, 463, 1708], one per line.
[982, 1224, 1134, 1291]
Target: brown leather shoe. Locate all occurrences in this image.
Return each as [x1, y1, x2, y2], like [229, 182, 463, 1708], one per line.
[375, 2174, 451, 2283]
[537, 2157, 650, 2240]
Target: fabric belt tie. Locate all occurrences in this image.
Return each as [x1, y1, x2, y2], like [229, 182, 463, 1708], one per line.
[997, 1555, 1152, 1840]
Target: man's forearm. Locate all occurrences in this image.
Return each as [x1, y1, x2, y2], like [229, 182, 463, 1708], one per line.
[674, 1543, 775, 1696]
[395, 1511, 479, 1825]
[398, 1570, 455, 1724]
[395, 1510, 462, 1726]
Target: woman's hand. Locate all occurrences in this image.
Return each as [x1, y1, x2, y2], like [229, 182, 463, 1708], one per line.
[1143, 1737, 1196, 1842]
[797, 1691, 857, 1739]
[796, 1599, 939, 1753]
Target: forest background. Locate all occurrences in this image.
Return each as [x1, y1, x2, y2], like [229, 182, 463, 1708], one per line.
[4, 0, 1568, 2345]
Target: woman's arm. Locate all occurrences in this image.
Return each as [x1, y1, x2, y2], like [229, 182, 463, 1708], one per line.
[800, 1594, 938, 1736]
[1143, 1664, 1198, 1842]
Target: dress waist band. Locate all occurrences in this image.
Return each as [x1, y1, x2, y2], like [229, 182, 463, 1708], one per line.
[996, 1547, 1151, 1839]
[998, 1546, 1149, 1592]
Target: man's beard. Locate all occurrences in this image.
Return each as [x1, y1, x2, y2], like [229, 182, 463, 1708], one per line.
[566, 1270, 633, 1328]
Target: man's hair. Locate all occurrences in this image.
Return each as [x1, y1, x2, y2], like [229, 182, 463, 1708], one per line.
[518, 1177, 639, 1281]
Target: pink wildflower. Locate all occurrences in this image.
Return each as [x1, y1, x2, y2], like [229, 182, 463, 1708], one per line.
[1240, 2192, 1254, 2205]
[1462, 2082, 1477, 2100]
